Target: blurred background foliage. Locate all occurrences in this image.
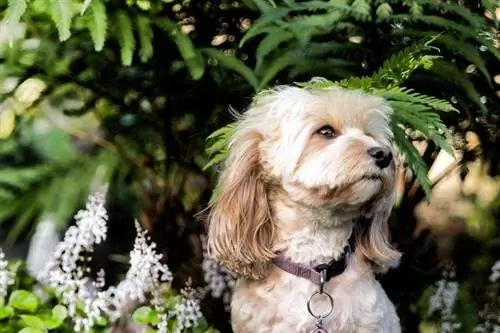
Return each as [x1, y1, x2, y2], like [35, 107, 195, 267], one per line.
[0, 0, 499, 332]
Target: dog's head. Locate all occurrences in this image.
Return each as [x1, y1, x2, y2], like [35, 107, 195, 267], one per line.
[207, 82, 401, 279]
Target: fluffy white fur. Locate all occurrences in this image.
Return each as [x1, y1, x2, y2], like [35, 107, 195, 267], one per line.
[207, 80, 402, 333]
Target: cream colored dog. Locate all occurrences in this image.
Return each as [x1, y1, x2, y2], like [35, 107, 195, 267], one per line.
[207, 80, 402, 333]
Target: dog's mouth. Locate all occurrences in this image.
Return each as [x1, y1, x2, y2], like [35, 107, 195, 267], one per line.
[361, 174, 382, 181]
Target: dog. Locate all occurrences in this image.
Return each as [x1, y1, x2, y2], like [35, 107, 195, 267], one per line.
[207, 80, 402, 333]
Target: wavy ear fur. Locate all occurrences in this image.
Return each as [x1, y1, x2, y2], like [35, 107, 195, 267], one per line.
[207, 129, 275, 280]
[355, 175, 401, 273]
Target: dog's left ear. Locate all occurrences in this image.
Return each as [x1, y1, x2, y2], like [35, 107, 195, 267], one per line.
[355, 195, 401, 272]
[206, 127, 275, 280]
[355, 171, 401, 273]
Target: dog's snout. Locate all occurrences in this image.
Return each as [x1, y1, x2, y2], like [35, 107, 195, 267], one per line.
[367, 147, 392, 169]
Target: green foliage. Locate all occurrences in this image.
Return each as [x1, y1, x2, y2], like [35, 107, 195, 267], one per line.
[0, 264, 69, 332]
[205, 39, 454, 197]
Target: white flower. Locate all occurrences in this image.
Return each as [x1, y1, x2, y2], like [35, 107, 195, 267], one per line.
[489, 260, 500, 283]
[39, 189, 110, 332]
[200, 235, 235, 311]
[102, 221, 173, 321]
[171, 297, 203, 332]
[0, 249, 14, 300]
[428, 266, 461, 333]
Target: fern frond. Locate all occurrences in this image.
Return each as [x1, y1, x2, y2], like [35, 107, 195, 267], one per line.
[240, 1, 350, 46]
[2, 0, 27, 44]
[80, 0, 92, 15]
[429, 59, 487, 114]
[114, 11, 136, 66]
[257, 41, 359, 89]
[419, 0, 486, 28]
[48, 0, 74, 41]
[203, 123, 237, 171]
[392, 124, 432, 197]
[85, 0, 107, 51]
[255, 28, 294, 72]
[390, 101, 452, 154]
[393, 14, 500, 60]
[136, 15, 154, 63]
[375, 87, 455, 112]
[155, 18, 205, 80]
[283, 10, 345, 30]
[436, 34, 492, 84]
[202, 48, 258, 90]
[351, 0, 372, 21]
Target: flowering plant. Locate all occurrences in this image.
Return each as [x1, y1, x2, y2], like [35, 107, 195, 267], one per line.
[0, 189, 219, 333]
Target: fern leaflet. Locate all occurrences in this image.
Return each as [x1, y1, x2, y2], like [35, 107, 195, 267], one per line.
[2, 0, 27, 44]
[136, 15, 154, 63]
[86, 0, 107, 52]
[115, 11, 136, 66]
[48, 0, 74, 41]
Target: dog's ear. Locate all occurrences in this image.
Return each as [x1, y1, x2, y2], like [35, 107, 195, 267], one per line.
[207, 128, 275, 280]
[355, 182, 401, 273]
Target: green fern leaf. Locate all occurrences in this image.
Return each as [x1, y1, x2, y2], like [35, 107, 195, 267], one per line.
[284, 10, 344, 30]
[420, 0, 486, 28]
[155, 18, 204, 80]
[48, 0, 74, 41]
[375, 87, 455, 112]
[390, 101, 451, 154]
[240, 8, 295, 46]
[114, 11, 136, 66]
[240, 1, 350, 46]
[204, 122, 237, 170]
[392, 124, 432, 197]
[201, 48, 258, 90]
[85, 0, 107, 51]
[136, 15, 154, 63]
[429, 59, 487, 114]
[255, 28, 294, 72]
[406, 1, 423, 17]
[80, 0, 92, 15]
[436, 34, 492, 85]
[376, 3, 393, 22]
[2, 0, 27, 44]
[351, 0, 372, 21]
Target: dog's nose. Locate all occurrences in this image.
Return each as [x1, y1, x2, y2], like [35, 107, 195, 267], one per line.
[367, 147, 392, 169]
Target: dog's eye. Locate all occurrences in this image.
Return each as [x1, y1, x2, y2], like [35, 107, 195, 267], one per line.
[316, 125, 335, 138]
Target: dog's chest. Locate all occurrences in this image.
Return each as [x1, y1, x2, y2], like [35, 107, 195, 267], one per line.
[231, 265, 395, 333]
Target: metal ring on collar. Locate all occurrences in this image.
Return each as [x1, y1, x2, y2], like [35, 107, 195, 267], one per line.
[306, 290, 334, 320]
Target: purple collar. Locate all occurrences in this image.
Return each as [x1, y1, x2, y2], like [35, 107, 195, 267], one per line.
[273, 235, 356, 286]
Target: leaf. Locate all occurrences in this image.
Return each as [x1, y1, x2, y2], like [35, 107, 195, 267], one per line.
[18, 328, 44, 333]
[155, 18, 205, 80]
[436, 34, 492, 85]
[392, 125, 432, 197]
[115, 11, 136, 66]
[52, 305, 68, 322]
[80, 0, 92, 15]
[255, 28, 294, 72]
[132, 306, 158, 325]
[136, 16, 154, 63]
[8, 290, 38, 313]
[429, 60, 487, 114]
[20, 315, 45, 330]
[86, 0, 107, 51]
[48, 0, 74, 41]
[201, 48, 259, 90]
[2, 0, 27, 45]
[0, 108, 16, 139]
[0, 306, 14, 320]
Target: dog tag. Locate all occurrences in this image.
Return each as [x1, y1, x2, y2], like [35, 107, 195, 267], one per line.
[310, 327, 327, 333]
[310, 319, 328, 333]
[310, 326, 328, 333]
